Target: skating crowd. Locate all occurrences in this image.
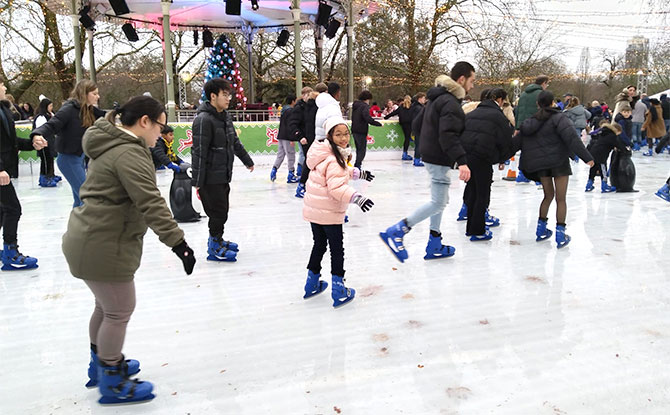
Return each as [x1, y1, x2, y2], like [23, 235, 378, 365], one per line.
[1, 61, 669, 405]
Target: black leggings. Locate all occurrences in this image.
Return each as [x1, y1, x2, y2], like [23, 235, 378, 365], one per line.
[401, 122, 412, 153]
[0, 181, 21, 244]
[307, 223, 345, 277]
[539, 176, 569, 225]
[353, 133, 367, 168]
[38, 149, 55, 177]
[299, 142, 312, 185]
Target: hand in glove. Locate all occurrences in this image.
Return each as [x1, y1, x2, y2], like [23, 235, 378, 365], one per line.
[172, 240, 196, 275]
[167, 162, 181, 172]
[359, 169, 375, 182]
[352, 194, 374, 212]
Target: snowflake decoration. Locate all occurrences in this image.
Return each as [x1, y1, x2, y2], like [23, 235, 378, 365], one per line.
[386, 130, 399, 142]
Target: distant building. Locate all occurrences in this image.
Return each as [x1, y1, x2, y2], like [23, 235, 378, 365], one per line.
[625, 36, 649, 70]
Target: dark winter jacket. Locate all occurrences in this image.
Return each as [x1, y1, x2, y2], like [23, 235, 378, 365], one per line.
[589, 124, 628, 164]
[661, 99, 670, 120]
[461, 100, 516, 164]
[0, 101, 35, 178]
[384, 104, 413, 125]
[62, 118, 184, 282]
[30, 99, 105, 156]
[191, 102, 254, 188]
[614, 113, 633, 146]
[409, 100, 423, 123]
[515, 83, 544, 129]
[418, 78, 468, 168]
[518, 108, 593, 172]
[277, 104, 295, 141]
[589, 106, 603, 120]
[351, 100, 382, 135]
[151, 137, 183, 169]
[287, 98, 318, 144]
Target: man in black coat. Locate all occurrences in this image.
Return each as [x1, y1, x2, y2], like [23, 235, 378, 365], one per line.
[0, 81, 47, 270]
[287, 87, 318, 198]
[351, 90, 382, 169]
[380, 62, 474, 263]
[191, 78, 254, 262]
[409, 92, 426, 166]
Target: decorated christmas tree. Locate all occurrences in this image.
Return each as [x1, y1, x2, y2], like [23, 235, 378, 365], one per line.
[203, 34, 246, 109]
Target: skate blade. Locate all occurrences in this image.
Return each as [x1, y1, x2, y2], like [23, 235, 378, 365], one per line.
[379, 232, 406, 263]
[85, 380, 97, 388]
[98, 393, 155, 405]
[557, 239, 571, 249]
[423, 251, 456, 260]
[1, 263, 38, 271]
[536, 232, 553, 242]
[456, 217, 467, 221]
[303, 281, 328, 299]
[333, 296, 355, 308]
[207, 255, 237, 262]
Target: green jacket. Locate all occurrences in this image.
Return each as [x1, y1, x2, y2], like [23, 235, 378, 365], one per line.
[62, 118, 184, 282]
[515, 84, 544, 129]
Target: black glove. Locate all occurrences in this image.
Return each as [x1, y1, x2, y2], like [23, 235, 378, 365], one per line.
[352, 194, 374, 212]
[360, 170, 375, 182]
[172, 240, 196, 275]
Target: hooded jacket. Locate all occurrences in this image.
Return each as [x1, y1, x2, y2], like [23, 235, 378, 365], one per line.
[564, 105, 591, 129]
[277, 104, 295, 141]
[418, 78, 468, 168]
[351, 100, 382, 135]
[461, 100, 516, 164]
[303, 139, 356, 225]
[314, 93, 342, 141]
[191, 102, 254, 188]
[642, 104, 666, 139]
[518, 108, 593, 172]
[515, 84, 544, 129]
[30, 99, 105, 156]
[614, 113, 633, 145]
[287, 98, 318, 144]
[589, 123, 629, 164]
[62, 118, 184, 282]
[0, 101, 35, 177]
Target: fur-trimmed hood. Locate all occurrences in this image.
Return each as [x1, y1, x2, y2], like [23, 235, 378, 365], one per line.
[432, 76, 466, 100]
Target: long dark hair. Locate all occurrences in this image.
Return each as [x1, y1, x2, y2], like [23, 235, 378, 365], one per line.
[70, 80, 98, 128]
[650, 98, 660, 122]
[326, 126, 349, 170]
[534, 90, 556, 121]
[36, 98, 52, 120]
[106, 96, 165, 127]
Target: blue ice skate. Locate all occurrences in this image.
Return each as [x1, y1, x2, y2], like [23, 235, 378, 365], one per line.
[423, 234, 455, 260]
[655, 184, 670, 202]
[585, 179, 595, 192]
[535, 219, 553, 242]
[97, 359, 154, 405]
[401, 152, 413, 161]
[380, 220, 410, 263]
[295, 183, 306, 198]
[1, 244, 38, 271]
[555, 225, 571, 249]
[331, 275, 355, 308]
[270, 166, 277, 182]
[87, 349, 140, 388]
[456, 203, 467, 221]
[207, 237, 237, 262]
[303, 270, 328, 299]
[287, 170, 299, 183]
[469, 229, 493, 242]
[485, 210, 500, 227]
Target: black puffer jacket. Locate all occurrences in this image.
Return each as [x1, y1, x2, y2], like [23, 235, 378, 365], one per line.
[409, 100, 423, 123]
[277, 105, 295, 141]
[0, 101, 35, 178]
[589, 124, 628, 164]
[519, 108, 593, 172]
[287, 98, 318, 144]
[30, 99, 105, 156]
[418, 79, 468, 167]
[384, 104, 413, 125]
[461, 100, 516, 164]
[351, 100, 382, 135]
[191, 102, 254, 187]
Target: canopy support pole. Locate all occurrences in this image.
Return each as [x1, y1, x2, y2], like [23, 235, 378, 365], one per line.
[346, 2, 355, 114]
[242, 24, 255, 103]
[70, 0, 83, 83]
[292, 0, 303, 96]
[87, 29, 96, 83]
[161, 0, 176, 122]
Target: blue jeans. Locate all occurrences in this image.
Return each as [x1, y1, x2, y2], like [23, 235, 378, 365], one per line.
[57, 153, 86, 207]
[665, 119, 670, 133]
[406, 162, 451, 233]
[632, 122, 643, 143]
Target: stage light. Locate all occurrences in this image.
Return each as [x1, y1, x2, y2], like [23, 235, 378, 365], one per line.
[276, 29, 290, 47]
[109, 0, 130, 16]
[122, 23, 139, 42]
[251, 0, 259, 11]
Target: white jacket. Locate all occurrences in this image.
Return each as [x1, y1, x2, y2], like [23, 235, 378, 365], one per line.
[314, 93, 343, 141]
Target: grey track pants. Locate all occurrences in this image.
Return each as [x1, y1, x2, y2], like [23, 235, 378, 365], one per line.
[273, 139, 296, 171]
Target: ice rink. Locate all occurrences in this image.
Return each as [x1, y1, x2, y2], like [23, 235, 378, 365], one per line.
[1, 151, 669, 414]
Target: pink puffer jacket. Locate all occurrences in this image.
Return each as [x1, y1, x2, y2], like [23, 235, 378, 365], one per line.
[303, 140, 356, 225]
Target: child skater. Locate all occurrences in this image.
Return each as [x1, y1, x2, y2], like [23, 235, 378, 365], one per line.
[62, 96, 196, 405]
[302, 116, 375, 308]
[585, 122, 628, 193]
[518, 90, 594, 248]
[151, 124, 185, 171]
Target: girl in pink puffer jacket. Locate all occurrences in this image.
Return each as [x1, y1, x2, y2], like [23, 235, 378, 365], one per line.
[302, 116, 375, 308]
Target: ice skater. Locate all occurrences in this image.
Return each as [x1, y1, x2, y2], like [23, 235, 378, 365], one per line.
[517, 90, 594, 248]
[270, 94, 299, 183]
[191, 78, 255, 262]
[0, 81, 47, 270]
[151, 124, 185, 171]
[31, 80, 105, 207]
[380, 62, 475, 263]
[351, 90, 382, 169]
[585, 122, 627, 193]
[62, 95, 196, 405]
[302, 116, 375, 307]
[287, 86, 318, 197]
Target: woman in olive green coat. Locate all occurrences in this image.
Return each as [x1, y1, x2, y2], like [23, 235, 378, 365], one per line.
[62, 96, 196, 404]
